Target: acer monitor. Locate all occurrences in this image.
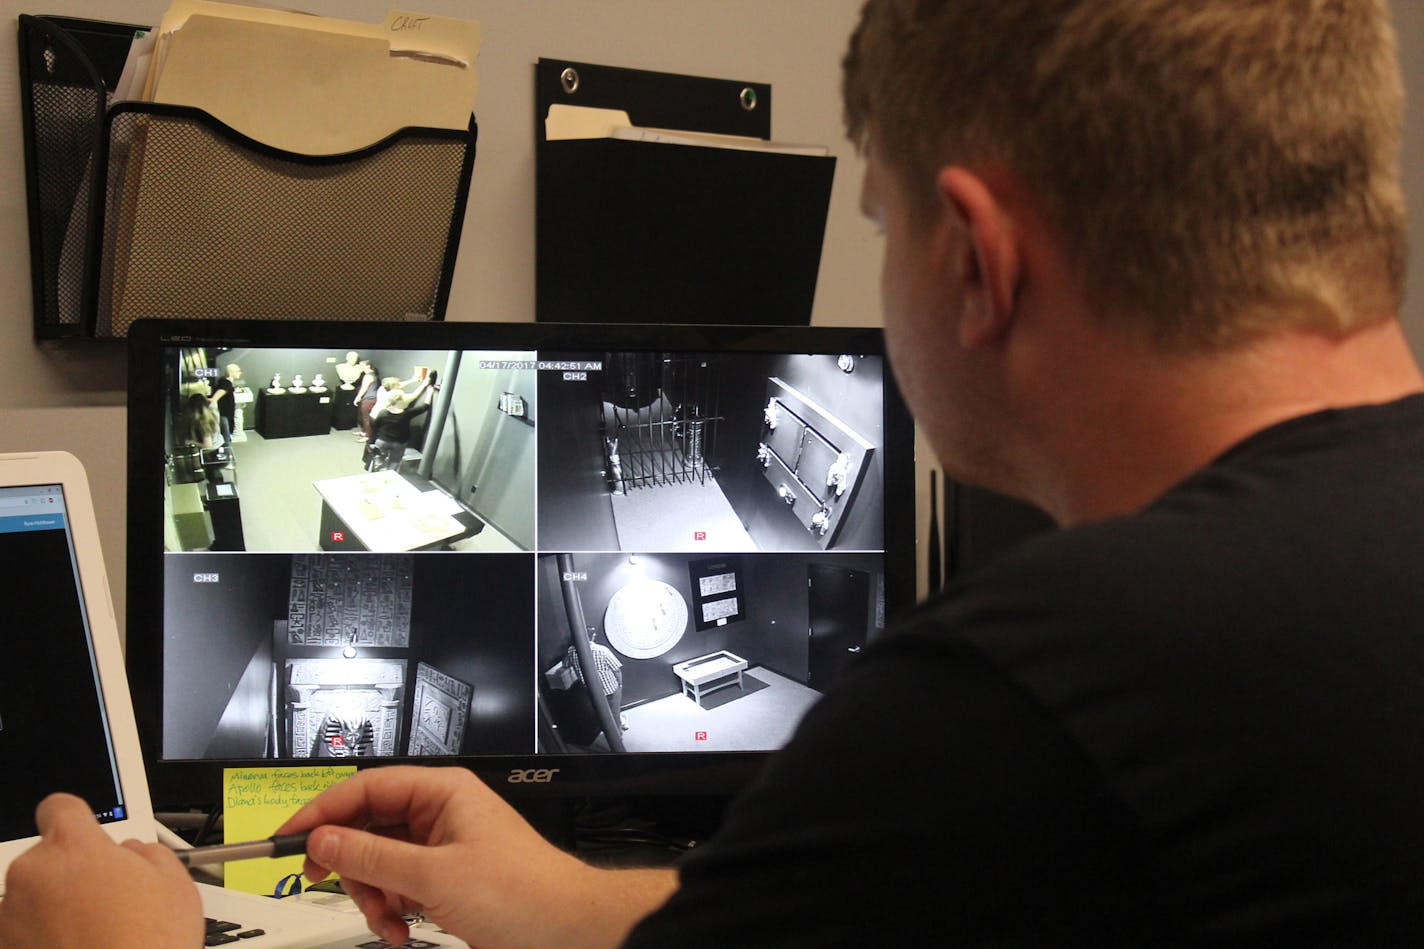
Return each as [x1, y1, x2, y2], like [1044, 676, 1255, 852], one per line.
[125, 318, 915, 811]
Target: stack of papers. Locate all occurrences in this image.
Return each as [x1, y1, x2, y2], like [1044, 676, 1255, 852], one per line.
[95, 0, 482, 335]
[124, 0, 481, 154]
[545, 103, 829, 157]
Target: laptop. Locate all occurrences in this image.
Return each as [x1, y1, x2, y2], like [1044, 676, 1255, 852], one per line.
[0, 451, 463, 948]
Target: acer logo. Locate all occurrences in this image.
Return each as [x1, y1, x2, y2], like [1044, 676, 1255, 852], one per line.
[506, 768, 560, 784]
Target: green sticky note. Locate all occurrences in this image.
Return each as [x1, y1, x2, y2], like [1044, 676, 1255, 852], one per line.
[221, 765, 355, 895]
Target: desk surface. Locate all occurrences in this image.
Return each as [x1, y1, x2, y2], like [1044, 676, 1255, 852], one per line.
[312, 470, 466, 551]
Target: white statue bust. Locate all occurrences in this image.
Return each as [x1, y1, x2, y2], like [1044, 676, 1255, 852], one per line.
[335, 352, 363, 389]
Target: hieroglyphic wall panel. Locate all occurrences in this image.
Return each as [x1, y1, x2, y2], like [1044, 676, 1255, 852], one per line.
[287, 554, 413, 646]
[407, 662, 473, 756]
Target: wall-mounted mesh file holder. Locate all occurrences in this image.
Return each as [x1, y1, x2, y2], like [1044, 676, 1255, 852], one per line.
[536, 58, 835, 326]
[18, 15, 477, 340]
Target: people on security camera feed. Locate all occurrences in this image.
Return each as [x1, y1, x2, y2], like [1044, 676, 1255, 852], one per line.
[536, 550, 888, 754]
[154, 343, 894, 763]
[162, 346, 538, 554]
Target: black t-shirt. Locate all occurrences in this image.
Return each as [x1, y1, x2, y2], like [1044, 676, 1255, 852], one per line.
[212, 377, 236, 425]
[626, 396, 1424, 947]
[371, 401, 429, 444]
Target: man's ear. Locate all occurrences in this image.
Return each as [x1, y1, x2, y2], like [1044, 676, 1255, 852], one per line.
[936, 167, 1021, 348]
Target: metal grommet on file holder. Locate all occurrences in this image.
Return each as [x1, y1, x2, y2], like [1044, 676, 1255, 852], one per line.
[561, 67, 580, 95]
[739, 86, 758, 111]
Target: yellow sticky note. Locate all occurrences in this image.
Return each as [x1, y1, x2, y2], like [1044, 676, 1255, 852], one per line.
[221, 765, 355, 895]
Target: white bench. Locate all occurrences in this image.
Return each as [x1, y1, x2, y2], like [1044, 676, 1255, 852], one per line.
[673, 651, 748, 707]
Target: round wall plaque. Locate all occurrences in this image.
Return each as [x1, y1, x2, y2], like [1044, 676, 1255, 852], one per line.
[603, 579, 689, 658]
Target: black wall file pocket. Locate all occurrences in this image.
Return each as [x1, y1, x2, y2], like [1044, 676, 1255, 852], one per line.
[535, 59, 835, 327]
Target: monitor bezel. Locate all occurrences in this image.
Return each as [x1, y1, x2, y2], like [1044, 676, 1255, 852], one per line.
[125, 318, 916, 807]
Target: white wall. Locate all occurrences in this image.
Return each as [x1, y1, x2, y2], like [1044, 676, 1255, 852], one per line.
[0, 1, 1419, 631]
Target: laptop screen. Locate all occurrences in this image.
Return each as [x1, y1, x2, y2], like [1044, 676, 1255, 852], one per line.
[0, 481, 128, 843]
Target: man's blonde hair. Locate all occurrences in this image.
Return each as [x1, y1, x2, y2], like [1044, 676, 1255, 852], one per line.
[843, 0, 1407, 349]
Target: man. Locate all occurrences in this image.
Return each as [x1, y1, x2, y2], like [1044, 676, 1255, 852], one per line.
[3, 1, 1421, 946]
[207, 363, 242, 451]
[566, 630, 629, 735]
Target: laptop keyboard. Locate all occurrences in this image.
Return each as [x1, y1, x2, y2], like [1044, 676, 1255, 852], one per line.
[205, 916, 267, 944]
[205, 915, 445, 947]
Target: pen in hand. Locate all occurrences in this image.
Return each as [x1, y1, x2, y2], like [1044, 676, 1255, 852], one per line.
[174, 832, 311, 867]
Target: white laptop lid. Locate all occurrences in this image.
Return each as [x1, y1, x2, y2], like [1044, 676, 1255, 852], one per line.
[0, 450, 159, 883]
[0, 452, 466, 946]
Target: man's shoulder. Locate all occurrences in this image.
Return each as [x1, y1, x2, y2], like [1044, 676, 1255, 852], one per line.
[862, 400, 1424, 806]
[908, 396, 1424, 651]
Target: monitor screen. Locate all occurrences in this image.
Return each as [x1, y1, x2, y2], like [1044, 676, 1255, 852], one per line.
[125, 319, 915, 806]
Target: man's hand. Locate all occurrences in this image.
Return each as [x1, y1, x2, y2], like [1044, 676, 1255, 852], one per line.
[0, 793, 203, 949]
[278, 766, 677, 949]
